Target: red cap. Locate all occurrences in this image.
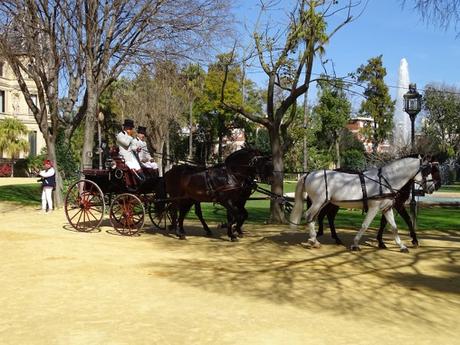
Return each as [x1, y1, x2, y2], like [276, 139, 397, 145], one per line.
[43, 159, 53, 166]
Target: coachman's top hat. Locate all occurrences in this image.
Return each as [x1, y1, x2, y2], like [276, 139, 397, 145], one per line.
[137, 126, 147, 135]
[122, 119, 134, 129]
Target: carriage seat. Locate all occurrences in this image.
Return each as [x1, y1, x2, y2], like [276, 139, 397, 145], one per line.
[109, 146, 129, 171]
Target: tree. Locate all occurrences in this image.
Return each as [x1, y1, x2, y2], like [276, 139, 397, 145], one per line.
[110, 63, 189, 172]
[222, 0, 364, 222]
[0, 117, 29, 176]
[403, 0, 460, 34]
[421, 83, 460, 158]
[356, 55, 395, 155]
[0, 0, 231, 206]
[312, 78, 351, 168]
[183, 64, 205, 160]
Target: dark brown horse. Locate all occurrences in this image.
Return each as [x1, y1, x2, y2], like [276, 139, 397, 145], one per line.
[163, 148, 272, 241]
[312, 162, 441, 248]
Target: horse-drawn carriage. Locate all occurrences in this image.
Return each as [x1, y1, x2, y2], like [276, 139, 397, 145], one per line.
[64, 147, 274, 238]
[64, 150, 169, 236]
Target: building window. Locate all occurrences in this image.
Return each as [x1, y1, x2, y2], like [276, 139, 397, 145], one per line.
[28, 131, 37, 157]
[0, 90, 5, 113]
[0, 61, 4, 77]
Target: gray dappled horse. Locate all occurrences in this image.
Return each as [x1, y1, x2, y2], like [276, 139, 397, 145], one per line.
[290, 156, 437, 252]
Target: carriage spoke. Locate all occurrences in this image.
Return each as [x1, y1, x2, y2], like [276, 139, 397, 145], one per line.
[109, 194, 145, 236]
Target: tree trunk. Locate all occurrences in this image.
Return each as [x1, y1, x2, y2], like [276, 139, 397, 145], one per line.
[81, 85, 98, 170]
[188, 100, 193, 160]
[335, 134, 341, 169]
[46, 136, 64, 208]
[218, 132, 223, 163]
[269, 125, 285, 223]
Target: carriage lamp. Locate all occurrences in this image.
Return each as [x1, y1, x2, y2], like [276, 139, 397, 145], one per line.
[403, 83, 423, 232]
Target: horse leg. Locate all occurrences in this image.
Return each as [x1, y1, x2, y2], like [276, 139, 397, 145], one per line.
[351, 206, 379, 251]
[168, 203, 178, 234]
[327, 205, 342, 245]
[377, 214, 388, 249]
[177, 203, 193, 240]
[235, 206, 248, 238]
[317, 206, 326, 237]
[384, 208, 409, 253]
[194, 202, 212, 237]
[397, 206, 417, 247]
[303, 202, 325, 248]
[226, 207, 238, 242]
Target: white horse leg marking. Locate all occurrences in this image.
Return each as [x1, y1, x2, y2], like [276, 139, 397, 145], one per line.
[384, 208, 408, 252]
[352, 206, 379, 250]
[303, 202, 324, 248]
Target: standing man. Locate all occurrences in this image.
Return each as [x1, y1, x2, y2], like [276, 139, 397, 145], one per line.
[116, 119, 144, 181]
[133, 126, 158, 173]
[38, 159, 55, 213]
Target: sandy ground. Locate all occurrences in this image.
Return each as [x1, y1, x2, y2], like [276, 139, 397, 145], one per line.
[0, 178, 459, 344]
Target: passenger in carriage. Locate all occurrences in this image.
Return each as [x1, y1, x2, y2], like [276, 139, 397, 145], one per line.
[116, 119, 145, 183]
[133, 126, 159, 177]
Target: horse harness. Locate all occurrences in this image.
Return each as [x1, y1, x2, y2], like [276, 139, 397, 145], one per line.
[321, 162, 431, 213]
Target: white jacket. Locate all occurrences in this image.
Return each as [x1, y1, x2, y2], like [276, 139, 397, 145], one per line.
[116, 131, 141, 170]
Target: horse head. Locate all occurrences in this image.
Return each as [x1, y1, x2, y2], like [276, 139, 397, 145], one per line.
[249, 155, 273, 183]
[416, 157, 440, 194]
[225, 148, 273, 183]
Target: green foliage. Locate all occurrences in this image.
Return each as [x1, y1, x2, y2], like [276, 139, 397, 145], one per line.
[356, 55, 395, 153]
[312, 78, 352, 166]
[0, 117, 29, 159]
[341, 149, 367, 171]
[246, 127, 271, 155]
[56, 128, 80, 180]
[421, 83, 460, 159]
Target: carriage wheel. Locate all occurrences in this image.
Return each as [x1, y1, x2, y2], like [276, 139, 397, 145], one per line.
[109, 193, 145, 236]
[148, 200, 172, 230]
[65, 179, 105, 232]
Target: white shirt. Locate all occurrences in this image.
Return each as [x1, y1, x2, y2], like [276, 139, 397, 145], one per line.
[133, 137, 158, 169]
[116, 131, 141, 170]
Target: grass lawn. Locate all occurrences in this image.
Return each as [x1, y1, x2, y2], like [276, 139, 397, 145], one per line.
[0, 181, 458, 231]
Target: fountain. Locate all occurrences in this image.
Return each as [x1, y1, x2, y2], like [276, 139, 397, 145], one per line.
[393, 58, 411, 150]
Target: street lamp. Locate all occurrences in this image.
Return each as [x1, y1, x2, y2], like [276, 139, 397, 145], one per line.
[97, 111, 104, 170]
[403, 83, 423, 233]
[403, 83, 422, 151]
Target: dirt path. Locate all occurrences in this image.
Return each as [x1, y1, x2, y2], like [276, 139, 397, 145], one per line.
[0, 202, 459, 345]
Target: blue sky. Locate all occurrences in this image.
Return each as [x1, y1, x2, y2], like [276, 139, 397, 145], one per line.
[232, 0, 460, 109]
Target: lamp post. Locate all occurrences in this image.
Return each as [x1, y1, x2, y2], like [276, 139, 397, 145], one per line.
[403, 83, 422, 231]
[97, 111, 104, 170]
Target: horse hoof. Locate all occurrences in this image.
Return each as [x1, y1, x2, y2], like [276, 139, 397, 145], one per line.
[178, 235, 186, 240]
[237, 232, 244, 238]
[412, 241, 419, 248]
[301, 239, 320, 249]
[400, 247, 409, 253]
[335, 239, 343, 246]
[230, 237, 239, 242]
[378, 243, 387, 250]
[205, 231, 213, 237]
[350, 245, 361, 251]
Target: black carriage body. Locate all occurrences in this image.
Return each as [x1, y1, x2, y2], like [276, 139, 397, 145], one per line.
[81, 168, 159, 196]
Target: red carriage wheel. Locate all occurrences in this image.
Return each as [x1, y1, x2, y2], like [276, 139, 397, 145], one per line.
[109, 193, 145, 236]
[65, 179, 105, 232]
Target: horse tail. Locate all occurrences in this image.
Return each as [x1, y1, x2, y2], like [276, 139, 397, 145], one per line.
[290, 174, 307, 227]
